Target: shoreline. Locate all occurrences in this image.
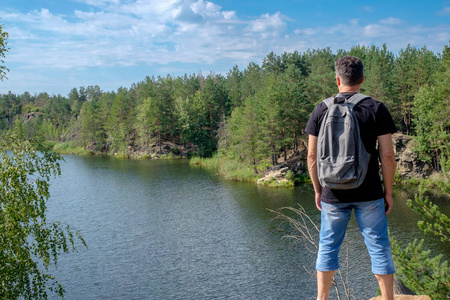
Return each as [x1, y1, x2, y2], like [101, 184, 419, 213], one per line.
[48, 139, 449, 192]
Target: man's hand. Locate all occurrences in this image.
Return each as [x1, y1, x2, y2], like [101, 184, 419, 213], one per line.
[378, 134, 395, 216]
[315, 192, 322, 211]
[307, 135, 323, 211]
[384, 194, 393, 216]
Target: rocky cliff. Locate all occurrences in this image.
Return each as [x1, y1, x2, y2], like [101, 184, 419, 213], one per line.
[258, 133, 436, 185]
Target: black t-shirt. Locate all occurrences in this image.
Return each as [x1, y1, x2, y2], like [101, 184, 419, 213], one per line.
[305, 92, 397, 203]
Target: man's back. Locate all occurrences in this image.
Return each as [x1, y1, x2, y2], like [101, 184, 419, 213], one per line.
[305, 92, 397, 203]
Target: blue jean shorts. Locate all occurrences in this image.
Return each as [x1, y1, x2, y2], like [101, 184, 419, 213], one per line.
[316, 198, 395, 275]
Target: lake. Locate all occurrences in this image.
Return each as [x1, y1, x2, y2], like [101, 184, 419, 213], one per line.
[47, 155, 448, 300]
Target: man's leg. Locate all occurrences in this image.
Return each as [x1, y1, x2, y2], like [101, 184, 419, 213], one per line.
[316, 202, 352, 300]
[374, 274, 394, 300]
[354, 199, 395, 300]
[317, 270, 336, 300]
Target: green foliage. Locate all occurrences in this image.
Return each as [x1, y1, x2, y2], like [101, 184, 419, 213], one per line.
[0, 23, 9, 80]
[285, 169, 295, 181]
[261, 178, 295, 188]
[390, 237, 449, 299]
[52, 141, 80, 153]
[413, 85, 450, 168]
[42, 140, 57, 151]
[80, 100, 103, 148]
[190, 154, 261, 182]
[390, 154, 450, 298]
[406, 153, 450, 242]
[135, 97, 161, 147]
[0, 132, 86, 299]
[294, 173, 311, 184]
[393, 45, 439, 134]
[407, 194, 450, 243]
[2, 43, 449, 176]
[105, 91, 133, 153]
[303, 47, 336, 103]
[225, 95, 265, 169]
[361, 44, 395, 106]
[412, 43, 450, 168]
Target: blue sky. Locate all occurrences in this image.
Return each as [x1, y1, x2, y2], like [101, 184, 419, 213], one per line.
[1, 0, 450, 95]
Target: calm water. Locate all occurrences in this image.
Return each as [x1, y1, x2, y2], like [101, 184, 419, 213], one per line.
[46, 156, 448, 300]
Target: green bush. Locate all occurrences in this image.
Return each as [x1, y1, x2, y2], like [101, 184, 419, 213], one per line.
[0, 132, 86, 299]
[42, 140, 57, 151]
[390, 155, 450, 299]
[53, 141, 87, 155]
[285, 170, 295, 181]
[190, 154, 261, 182]
[171, 147, 181, 155]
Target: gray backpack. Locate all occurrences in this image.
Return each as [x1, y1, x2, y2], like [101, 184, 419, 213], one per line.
[317, 93, 371, 189]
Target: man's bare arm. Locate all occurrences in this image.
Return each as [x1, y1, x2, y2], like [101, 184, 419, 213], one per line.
[378, 133, 396, 215]
[307, 135, 323, 211]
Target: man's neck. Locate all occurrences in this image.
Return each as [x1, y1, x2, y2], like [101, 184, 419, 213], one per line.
[338, 85, 361, 93]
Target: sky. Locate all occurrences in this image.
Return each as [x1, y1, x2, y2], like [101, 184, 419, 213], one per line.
[1, 0, 450, 96]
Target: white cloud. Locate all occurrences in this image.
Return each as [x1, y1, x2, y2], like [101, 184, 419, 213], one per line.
[248, 12, 286, 38]
[290, 19, 450, 55]
[379, 17, 403, 26]
[2, 0, 269, 71]
[74, 0, 120, 8]
[191, 0, 222, 19]
[364, 24, 393, 37]
[222, 11, 236, 20]
[437, 6, 450, 16]
[119, 0, 181, 18]
[294, 28, 317, 36]
[349, 19, 359, 26]
[1, 0, 450, 94]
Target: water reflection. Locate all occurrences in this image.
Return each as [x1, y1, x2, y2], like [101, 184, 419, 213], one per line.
[46, 156, 449, 300]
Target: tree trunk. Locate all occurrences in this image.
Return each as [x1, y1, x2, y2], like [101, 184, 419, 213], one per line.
[158, 131, 162, 154]
[394, 276, 416, 295]
[293, 133, 297, 153]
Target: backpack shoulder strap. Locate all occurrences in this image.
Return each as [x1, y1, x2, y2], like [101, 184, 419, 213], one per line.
[347, 93, 371, 106]
[322, 97, 334, 108]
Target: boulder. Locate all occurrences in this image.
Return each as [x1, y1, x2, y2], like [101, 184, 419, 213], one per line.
[369, 296, 430, 300]
[369, 278, 431, 300]
[391, 133, 434, 179]
[257, 167, 290, 185]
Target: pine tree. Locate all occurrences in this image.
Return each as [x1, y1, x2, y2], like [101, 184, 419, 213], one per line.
[412, 43, 450, 168]
[390, 151, 450, 299]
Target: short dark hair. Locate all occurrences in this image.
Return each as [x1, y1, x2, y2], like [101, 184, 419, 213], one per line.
[334, 56, 364, 86]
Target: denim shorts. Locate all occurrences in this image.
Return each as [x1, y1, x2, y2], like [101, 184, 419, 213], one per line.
[316, 198, 395, 275]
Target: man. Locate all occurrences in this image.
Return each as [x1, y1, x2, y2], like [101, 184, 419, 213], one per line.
[305, 56, 397, 300]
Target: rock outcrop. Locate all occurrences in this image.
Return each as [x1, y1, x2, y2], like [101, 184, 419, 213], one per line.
[83, 141, 196, 159]
[259, 133, 437, 184]
[369, 296, 431, 300]
[128, 141, 195, 159]
[257, 166, 290, 185]
[392, 133, 434, 179]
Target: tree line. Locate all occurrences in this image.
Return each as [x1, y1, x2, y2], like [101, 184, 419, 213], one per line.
[1, 43, 449, 171]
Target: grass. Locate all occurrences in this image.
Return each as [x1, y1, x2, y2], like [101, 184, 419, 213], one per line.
[260, 178, 295, 188]
[42, 140, 57, 151]
[190, 154, 305, 187]
[395, 171, 449, 190]
[52, 141, 90, 155]
[190, 154, 261, 182]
